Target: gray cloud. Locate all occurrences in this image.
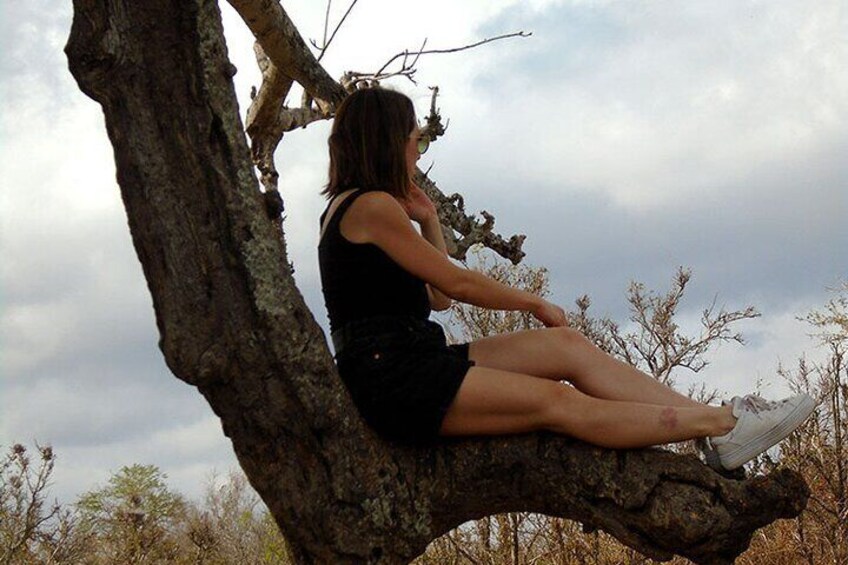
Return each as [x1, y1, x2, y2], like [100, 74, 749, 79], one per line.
[427, 141, 846, 324]
[465, 0, 846, 205]
[0, 1, 76, 111]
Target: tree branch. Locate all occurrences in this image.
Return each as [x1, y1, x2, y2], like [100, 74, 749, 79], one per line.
[225, 0, 346, 110]
[343, 31, 531, 87]
[230, 2, 525, 261]
[245, 43, 294, 197]
[380, 31, 531, 76]
[312, 0, 360, 63]
[423, 435, 807, 564]
[421, 85, 448, 143]
[415, 170, 526, 264]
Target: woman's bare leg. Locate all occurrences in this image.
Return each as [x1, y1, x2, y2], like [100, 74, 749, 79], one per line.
[466, 327, 703, 408]
[439, 366, 736, 448]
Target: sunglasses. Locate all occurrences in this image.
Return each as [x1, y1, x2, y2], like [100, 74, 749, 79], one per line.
[417, 135, 430, 155]
[413, 123, 431, 155]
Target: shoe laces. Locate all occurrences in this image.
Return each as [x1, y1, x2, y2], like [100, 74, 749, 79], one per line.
[738, 394, 787, 414]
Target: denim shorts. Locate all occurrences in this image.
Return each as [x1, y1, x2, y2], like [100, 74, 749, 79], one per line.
[333, 316, 475, 445]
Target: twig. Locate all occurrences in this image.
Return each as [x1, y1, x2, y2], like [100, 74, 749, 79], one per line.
[378, 37, 428, 77]
[321, 0, 331, 48]
[378, 31, 530, 75]
[343, 30, 531, 88]
[312, 0, 360, 62]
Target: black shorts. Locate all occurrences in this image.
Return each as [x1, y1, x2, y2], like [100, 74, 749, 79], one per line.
[333, 316, 475, 445]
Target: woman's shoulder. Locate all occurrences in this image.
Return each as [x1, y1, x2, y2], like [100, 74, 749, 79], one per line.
[345, 189, 402, 217]
[342, 189, 409, 243]
[319, 189, 396, 244]
[328, 187, 391, 207]
[351, 190, 400, 212]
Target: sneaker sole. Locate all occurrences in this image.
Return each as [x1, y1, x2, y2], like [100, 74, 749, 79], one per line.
[720, 395, 816, 470]
[702, 442, 722, 471]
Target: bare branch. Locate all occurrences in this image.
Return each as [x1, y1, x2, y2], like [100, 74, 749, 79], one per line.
[378, 31, 530, 75]
[563, 269, 759, 385]
[317, 0, 360, 62]
[377, 37, 428, 78]
[342, 31, 531, 89]
[415, 170, 526, 264]
[244, 43, 299, 222]
[321, 0, 331, 49]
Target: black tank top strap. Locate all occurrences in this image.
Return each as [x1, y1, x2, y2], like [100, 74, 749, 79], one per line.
[319, 189, 365, 240]
[319, 192, 342, 226]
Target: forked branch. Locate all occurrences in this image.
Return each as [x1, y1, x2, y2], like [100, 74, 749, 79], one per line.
[310, 0, 361, 62]
[225, 0, 346, 109]
[342, 31, 531, 88]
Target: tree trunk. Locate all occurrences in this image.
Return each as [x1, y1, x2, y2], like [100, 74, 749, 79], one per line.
[65, 1, 809, 563]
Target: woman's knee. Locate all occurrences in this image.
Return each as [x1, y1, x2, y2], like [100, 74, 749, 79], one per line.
[537, 381, 584, 427]
[552, 326, 592, 349]
[548, 327, 597, 380]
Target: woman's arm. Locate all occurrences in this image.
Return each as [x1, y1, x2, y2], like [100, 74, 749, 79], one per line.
[399, 185, 452, 311]
[419, 215, 452, 311]
[347, 190, 567, 326]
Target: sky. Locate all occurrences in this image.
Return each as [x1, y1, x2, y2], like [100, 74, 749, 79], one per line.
[1, 0, 846, 505]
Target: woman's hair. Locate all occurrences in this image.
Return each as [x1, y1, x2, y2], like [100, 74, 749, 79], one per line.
[323, 87, 416, 200]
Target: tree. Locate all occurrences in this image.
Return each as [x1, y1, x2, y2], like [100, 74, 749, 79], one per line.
[739, 282, 847, 565]
[76, 464, 186, 563]
[183, 470, 291, 564]
[64, 1, 809, 563]
[0, 444, 88, 565]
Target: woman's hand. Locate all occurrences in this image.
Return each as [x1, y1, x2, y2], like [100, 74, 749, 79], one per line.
[532, 300, 569, 328]
[398, 184, 438, 224]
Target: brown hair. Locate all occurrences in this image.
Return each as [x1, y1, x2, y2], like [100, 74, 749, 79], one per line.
[323, 87, 416, 200]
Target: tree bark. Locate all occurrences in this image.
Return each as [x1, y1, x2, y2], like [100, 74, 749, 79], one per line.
[65, 1, 808, 563]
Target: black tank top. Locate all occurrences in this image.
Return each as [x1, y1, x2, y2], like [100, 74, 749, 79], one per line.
[318, 189, 431, 333]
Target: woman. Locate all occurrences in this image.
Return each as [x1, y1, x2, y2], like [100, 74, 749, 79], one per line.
[318, 87, 814, 471]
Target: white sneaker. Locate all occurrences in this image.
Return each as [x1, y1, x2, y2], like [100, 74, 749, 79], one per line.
[698, 399, 742, 475]
[708, 393, 816, 470]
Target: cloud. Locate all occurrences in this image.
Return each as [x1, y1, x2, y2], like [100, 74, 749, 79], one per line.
[463, 0, 848, 210]
[0, 1, 79, 137]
